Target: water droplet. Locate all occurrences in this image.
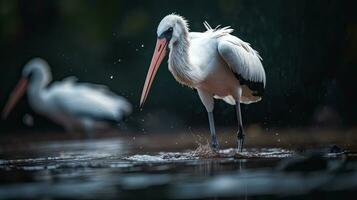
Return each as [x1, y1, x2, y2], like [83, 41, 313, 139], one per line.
[141, 44, 144, 48]
[110, 75, 114, 80]
[23, 114, 34, 126]
[275, 132, 279, 136]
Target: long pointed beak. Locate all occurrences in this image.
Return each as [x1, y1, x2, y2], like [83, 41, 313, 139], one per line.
[140, 38, 168, 107]
[2, 78, 28, 119]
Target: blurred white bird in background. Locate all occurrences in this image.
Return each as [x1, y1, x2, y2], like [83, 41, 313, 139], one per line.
[140, 14, 266, 152]
[2, 58, 132, 132]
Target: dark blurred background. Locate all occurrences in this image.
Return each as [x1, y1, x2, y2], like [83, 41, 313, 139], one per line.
[0, 0, 356, 133]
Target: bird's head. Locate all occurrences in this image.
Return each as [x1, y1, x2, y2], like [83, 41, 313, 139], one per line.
[22, 58, 51, 84]
[140, 14, 189, 107]
[2, 58, 51, 119]
[157, 14, 189, 49]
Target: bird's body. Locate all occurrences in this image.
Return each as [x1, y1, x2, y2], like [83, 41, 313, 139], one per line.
[34, 77, 131, 132]
[141, 14, 266, 151]
[3, 58, 132, 132]
[168, 23, 265, 105]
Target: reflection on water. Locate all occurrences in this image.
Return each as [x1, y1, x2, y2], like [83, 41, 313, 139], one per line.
[0, 135, 356, 199]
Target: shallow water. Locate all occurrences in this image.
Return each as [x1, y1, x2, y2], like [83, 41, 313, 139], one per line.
[0, 133, 356, 199]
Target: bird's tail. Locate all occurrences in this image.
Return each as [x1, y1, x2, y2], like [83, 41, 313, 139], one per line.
[214, 95, 236, 105]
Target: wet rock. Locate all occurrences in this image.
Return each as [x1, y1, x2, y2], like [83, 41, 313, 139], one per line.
[277, 154, 328, 172]
[330, 145, 343, 154]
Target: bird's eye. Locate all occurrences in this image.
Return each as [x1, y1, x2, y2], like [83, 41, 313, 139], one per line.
[26, 71, 34, 80]
[158, 27, 174, 40]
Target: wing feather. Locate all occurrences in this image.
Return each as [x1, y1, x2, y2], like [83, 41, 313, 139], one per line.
[46, 80, 132, 122]
[200, 22, 266, 101]
[201, 24, 265, 99]
[218, 37, 265, 85]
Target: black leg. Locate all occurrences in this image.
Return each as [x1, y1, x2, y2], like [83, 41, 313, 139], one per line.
[236, 102, 245, 152]
[208, 111, 219, 150]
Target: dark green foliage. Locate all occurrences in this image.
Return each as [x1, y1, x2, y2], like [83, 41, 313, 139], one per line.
[0, 0, 356, 131]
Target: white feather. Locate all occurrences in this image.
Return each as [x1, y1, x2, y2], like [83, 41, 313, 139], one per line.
[204, 22, 266, 86]
[22, 58, 132, 132]
[46, 80, 131, 121]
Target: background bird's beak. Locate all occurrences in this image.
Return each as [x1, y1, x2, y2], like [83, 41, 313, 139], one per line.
[140, 38, 168, 107]
[2, 78, 28, 119]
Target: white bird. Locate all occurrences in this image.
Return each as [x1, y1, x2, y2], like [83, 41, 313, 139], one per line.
[2, 58, 132, 132]
[140, 14, 266, 152]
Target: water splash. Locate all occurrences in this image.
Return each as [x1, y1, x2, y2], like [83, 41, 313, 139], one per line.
[125, 152, 198, 162]
[191, 140, 218, 158]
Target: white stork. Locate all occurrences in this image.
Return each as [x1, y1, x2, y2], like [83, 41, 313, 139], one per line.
[140, 14, 266, 152]
[2, 58, 132, 132]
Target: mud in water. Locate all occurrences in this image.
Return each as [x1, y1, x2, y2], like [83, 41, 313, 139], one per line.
[0, 131, 357, 199]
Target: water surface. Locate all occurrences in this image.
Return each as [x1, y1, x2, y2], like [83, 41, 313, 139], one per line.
[0, 132, 356, 199]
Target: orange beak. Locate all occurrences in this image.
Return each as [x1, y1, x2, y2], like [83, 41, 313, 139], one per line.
[2, 78, 28, 119]
[140, 38, 168, 107]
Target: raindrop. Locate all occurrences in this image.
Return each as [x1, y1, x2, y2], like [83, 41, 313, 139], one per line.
[110, 75, 114, 80]
[141, 44, 144, 48]
[23, 114, 34, 126]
